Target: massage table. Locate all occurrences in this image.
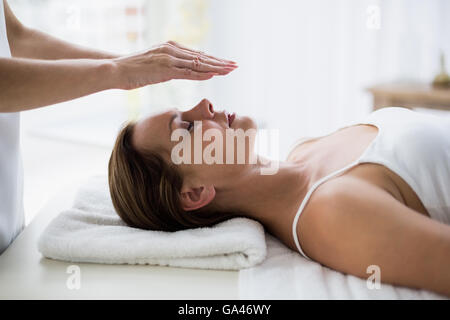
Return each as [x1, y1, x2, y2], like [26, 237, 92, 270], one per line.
[0, 185, 239, 300]
[2, 185, 445, 300]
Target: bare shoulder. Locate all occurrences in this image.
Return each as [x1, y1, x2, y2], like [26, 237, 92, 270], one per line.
[298, 175, 421, 264]
[301, 175, 369, 222]
[297, 175, 450, 295]
[300, 174, 412, 237]
[296, 176, 369, 263]
[302, 173, 399, 221]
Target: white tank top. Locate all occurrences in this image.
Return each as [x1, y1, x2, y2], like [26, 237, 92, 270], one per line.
[291, 107, 450, 260]
[0, 1, 24, 254]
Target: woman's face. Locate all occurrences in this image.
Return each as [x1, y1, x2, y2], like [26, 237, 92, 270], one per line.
[131, 98, 257, 190]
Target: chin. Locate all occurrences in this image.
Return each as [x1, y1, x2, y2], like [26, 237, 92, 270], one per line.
[233, 115, 257, 131]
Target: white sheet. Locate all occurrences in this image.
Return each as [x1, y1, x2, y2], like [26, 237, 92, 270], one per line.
[239, 234, 446, 299]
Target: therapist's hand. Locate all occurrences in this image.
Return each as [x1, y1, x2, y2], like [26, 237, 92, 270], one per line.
[112, 41, 238, 90]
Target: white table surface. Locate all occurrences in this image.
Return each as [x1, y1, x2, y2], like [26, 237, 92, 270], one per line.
[0, 185, 239, 300]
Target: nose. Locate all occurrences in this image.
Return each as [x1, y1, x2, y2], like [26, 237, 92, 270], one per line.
[195, 98, 215, 119]
[182, 98, 215, 122]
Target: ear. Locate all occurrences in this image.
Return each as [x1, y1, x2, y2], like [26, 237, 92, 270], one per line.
[180, 184, 216, 211]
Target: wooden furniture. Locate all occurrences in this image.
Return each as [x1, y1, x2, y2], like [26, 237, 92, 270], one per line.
[367, 83, 450, 111]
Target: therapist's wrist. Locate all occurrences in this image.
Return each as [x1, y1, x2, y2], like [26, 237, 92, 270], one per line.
[107, 57, 138, 90]
[95, 58, 122, 91]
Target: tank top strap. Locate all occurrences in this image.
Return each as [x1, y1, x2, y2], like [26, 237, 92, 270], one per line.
[290, 108, 393, 259]
[291, 159, 360, 260]
[0, 1, 11, 57]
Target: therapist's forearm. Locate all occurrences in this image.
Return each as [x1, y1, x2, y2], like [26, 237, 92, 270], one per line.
[0, 57, 116, 112]
[4, 0, 118, 60]
[10, 26, 119, 60]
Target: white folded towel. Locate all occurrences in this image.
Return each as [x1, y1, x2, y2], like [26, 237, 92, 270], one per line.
[37, 175, 267, 270]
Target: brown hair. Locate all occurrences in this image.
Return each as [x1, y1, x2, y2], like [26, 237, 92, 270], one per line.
[108, 122, 236, 231]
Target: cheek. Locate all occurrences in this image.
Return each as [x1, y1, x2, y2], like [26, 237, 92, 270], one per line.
[170, 120, 258, 169]
[177, 161, 225, 183]
[201, 122, 226, 149]
[170, 123, 225, 165]
[202, 121, 225, 132]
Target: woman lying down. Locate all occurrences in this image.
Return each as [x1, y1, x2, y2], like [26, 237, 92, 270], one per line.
[108, 98, 450, 297]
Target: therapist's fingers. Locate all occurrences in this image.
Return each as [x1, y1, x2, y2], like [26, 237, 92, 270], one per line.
[171, 57, 235, 75]
[171, 48, 237, 68]
[166, 40, 237, 65]
[171, 67, 218, 80]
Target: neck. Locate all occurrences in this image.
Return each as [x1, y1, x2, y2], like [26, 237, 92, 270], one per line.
[214, 156, 312, 235]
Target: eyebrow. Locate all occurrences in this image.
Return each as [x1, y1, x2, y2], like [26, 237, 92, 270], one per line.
[168, 111, 177, 137]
